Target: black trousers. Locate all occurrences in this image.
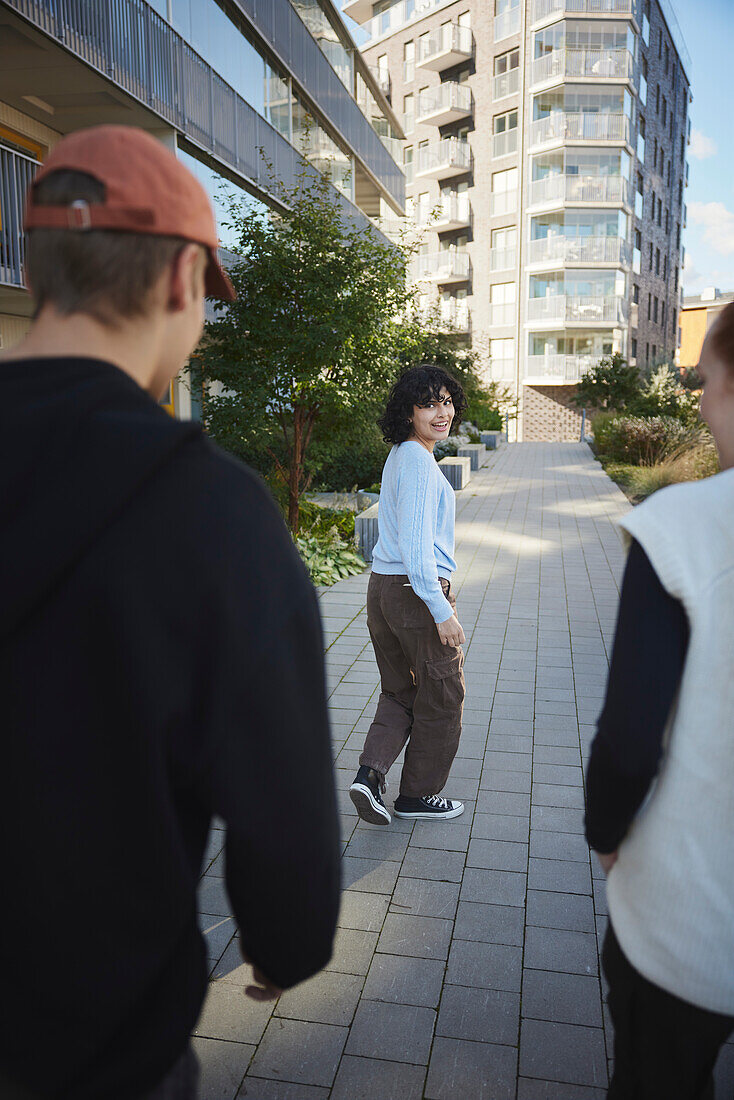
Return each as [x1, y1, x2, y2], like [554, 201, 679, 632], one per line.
[603, 924, 734, 1100]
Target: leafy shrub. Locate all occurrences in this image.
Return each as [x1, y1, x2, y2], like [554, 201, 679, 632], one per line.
[466, 426, 482, 444]
[434, 439, 458, 461]
[467, 401, 503, 431]
[298, 500, 356, 540]
[294, 527, 365, 586]
[592, 415, 687, 465]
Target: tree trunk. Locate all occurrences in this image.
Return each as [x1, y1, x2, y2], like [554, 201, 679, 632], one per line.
[288, 405, 304, 534]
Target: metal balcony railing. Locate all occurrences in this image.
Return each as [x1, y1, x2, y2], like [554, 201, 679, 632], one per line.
[527, 235, 631, 264]
[492, 128, 519, 158]
[523, 354, 595, 382]
[416, 82, 473, 124]
[494, 67, 520, 100]
[530, 112, 631, 146]
[531, 47, 635, 85]
[532, 0, 636, 20]
[415, 250, 471, 282]
[526, 294, 628, 322]
[0, 143, 38, 289]
[418, 24, 474, 69]
[490, 247, 517, 271]
[416, 138, 472, 178]
[494, 6, 521, 41]
[529, 174, 631, 206]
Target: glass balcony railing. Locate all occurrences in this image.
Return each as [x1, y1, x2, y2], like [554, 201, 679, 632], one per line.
[490, 246, 518, 271]
[495, 7, 521, 41]
[418, 24, 474, 71]
[490, 190, 519, 216]
[416, 138, 472, 179]
[1, 143, 38, 289]
[531, 47, 635, 85]
[494, 68, 520, 100]
[523, 353, 596, 382]
[415, 250, 471, 282]
[426, 193, 472, 229]
[526, 294, 629, 322]
[527, 235, 632, 264]
[416, 82, 473, 125]
[532, 0, 636, 20]
[363, 0, 448, 42]
[368, 65, 392, 98]
[530, 112, 631, 146]
[438, 298, 471, 331]
[529, 174, 631, 206]
[492, 128, 519, 158]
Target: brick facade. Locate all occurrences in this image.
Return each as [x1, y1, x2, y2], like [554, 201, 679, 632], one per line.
[522, 385, 584, 442]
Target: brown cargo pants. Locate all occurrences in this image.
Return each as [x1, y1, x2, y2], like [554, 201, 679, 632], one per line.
[359, 573, 465, 798]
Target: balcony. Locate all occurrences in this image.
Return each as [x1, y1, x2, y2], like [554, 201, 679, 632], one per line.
[523, 353, 595, 384]
[527, 235, 632, 265]
[492, 128, 519, 158]
[416, 138, 472, 179]
[495, 6, 521, 41]
[438, 298, 471, 332]
[418, 24, 474, 71]
[362, 0, 454, 42]
[491, 189, 519, 216]
[683, 202, 687, 227]
[526, 294, 628, 323]
[529, 112, 631, 148]
[490, 247, 517, 271]
[416, 250, 471, 284]
[1, 143, 37, 290]
[416, 82, 473, 126]
[431, 193, 472, 231]
[528, 174, 631, 207]
[531, 48, 634, 86]
[368, 65, 391, 99]
[532, 0, 635, 20]
[342, 0, 374, 23]
[494, 68, 520, 100]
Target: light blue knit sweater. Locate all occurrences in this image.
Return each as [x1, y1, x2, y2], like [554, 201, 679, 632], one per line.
[372, 441, 456, 623]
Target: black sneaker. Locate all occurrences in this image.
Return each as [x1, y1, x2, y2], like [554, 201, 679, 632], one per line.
[393, 794, 464, 820]
[350, 766, 391, 825]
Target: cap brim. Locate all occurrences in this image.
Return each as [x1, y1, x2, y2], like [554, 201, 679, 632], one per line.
[205, 251, 236, 302]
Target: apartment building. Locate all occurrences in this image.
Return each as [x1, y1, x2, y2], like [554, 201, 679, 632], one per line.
[348, 0, 691, 440]
[0, 0, 404, 413]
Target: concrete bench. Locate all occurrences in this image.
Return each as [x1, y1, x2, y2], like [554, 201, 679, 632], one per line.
[438, 456, 471, 490]
[355, 502, 380, 562]
[480, 430, 502, 450]
[457, 443, 485, 471]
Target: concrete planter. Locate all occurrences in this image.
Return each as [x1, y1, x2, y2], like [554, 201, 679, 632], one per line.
[355, 502, 380, 562]
[438, 456, 471, 490]
[457, 443, 485, 471]
[480, 430, 502, 450]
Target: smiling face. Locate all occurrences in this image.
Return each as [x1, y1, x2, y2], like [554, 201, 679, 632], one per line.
[409, 386, 455, 452]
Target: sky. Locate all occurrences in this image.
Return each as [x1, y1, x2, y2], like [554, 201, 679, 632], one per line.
[338, 0, 734, 298]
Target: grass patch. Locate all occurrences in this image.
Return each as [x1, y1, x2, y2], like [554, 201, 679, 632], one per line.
[599, 436, 719, 504]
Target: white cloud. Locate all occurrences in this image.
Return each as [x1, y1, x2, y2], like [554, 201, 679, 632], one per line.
[687, 201, 734, 256]
[681, 254, 701, 287]
[689, 129, 717, 160]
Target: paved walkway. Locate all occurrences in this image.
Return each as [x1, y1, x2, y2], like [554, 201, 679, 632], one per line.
[194, 442, 734, 1099]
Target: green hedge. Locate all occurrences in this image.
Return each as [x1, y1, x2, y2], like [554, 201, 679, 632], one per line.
[591, 413, 687, 465]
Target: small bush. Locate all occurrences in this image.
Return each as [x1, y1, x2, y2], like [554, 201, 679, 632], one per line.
[434, 439, 459, 461]
[592, 415, 687, 465]
[468, 402, 503, 431]
[466, 427, 482, 444]
[294, 526, 365, 586]
[602, 433, 718, 502]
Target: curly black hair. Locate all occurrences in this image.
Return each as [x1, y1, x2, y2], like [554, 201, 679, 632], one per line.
[378, 364, 468, 445]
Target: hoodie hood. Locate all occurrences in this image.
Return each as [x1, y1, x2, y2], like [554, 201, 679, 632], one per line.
[1, 356, 200, 643]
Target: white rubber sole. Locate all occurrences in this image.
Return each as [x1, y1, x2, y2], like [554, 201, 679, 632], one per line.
[393, 801, 465, 820]
[350, 783, 391, 825]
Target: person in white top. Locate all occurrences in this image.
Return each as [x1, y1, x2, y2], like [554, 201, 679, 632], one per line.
[586, 301, 734, 1099]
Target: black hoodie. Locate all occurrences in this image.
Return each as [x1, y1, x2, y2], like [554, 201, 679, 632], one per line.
[0, 357, 340, 1099]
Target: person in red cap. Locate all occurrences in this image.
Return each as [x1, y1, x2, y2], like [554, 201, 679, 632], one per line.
[0, 126, 340, 1100]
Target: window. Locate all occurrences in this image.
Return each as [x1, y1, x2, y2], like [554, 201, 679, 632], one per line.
[494, 48, 519, 98]
[653, 296, 659, 323]
[652, 344, 657, 360]
[491, 166, 518, 215]
[663, 254, 667, 280]
[491, 225, 517, 270]
[661, 301, 666, 328]
[635, 228, 642, 249]
[633, 283, 640, 304]
[458, 11, 471, 27]
[489, 337, 515, 380]
[647, 293, 652, 321]
[637, 171, 643, 194]
[656, 84, 660, 114]
[493, 109, 518, 157]
[490, 282, 516, 325]
[403, 41, 414, 84]
[631, 337, 638, 359]
[657, 200, 662, 227]
[653, 137, 658, 165]
[665, 42, 670, 74]
[403, 93, 414, 134]
[655, 247, 661, 274]
[648, 241, 653, 269]
[662, 98, 667, 127]
[403, 145, 413, 184]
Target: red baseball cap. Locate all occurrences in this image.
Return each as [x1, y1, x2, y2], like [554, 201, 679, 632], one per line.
[24, 125, 236, 301]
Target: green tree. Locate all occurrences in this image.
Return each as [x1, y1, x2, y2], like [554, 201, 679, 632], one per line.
[195, 162, 413, 532]
[571, 352, 641, 412]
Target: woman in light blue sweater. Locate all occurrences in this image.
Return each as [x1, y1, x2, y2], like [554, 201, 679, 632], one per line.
[350, 365, 468, 825]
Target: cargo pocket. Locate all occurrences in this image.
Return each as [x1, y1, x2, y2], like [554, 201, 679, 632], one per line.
[425, 650, 465, 712]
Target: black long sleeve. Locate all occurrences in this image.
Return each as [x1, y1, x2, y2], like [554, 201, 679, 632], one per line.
[585, 538, 689, 854]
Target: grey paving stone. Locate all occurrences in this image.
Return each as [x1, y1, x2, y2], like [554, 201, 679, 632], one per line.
[407, 821, 473, 852]
[519, 1019, 608, 1088]
[437, 984, 520, 1045]
[345, 829, 410, 861]
[453, 901, 525, 947]
[324, 927, 379, 976]
[467, 839, 529, 872]
[482, 750, 533, 772]
[194, 979, 273, 1044]
[528, 856, 592, 894]
[487, 734, 533, 754]
[237, 1078, 329, 1099]
[532, 783, 586, 809]
[522, 969, 604, 1027]
[340, 856, 401, 895]
[425, 1036, 517, 1100]
[533, 762, 584, 786]
[199, 913, 236, 963]
[460, 867, 527, 907]
[515, 1080, 607, 1100]
[526, 889, 596, 933]
[274, 970, 363, 1026]
[530, 829, 591, 862]
[530, 805, 585, 834]
[401, 846, 466, 882]
[197, 877, 233, 917]
[362, 953, 446, 1008]
[390, 876, 460, 920]
[472, 813, 530, 842]
[193, 1037, 254, 1100]
[377, 913, 454, 960]
[247, 1019, 348, 1087]
[345, 1000, 436, 1064]
[331, 1056, 426, 1100]
[446, 939, 523, 993]
[480, 768, 532, 793]
[475, 790, 531, 816]
[338, 890, 390, 933]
